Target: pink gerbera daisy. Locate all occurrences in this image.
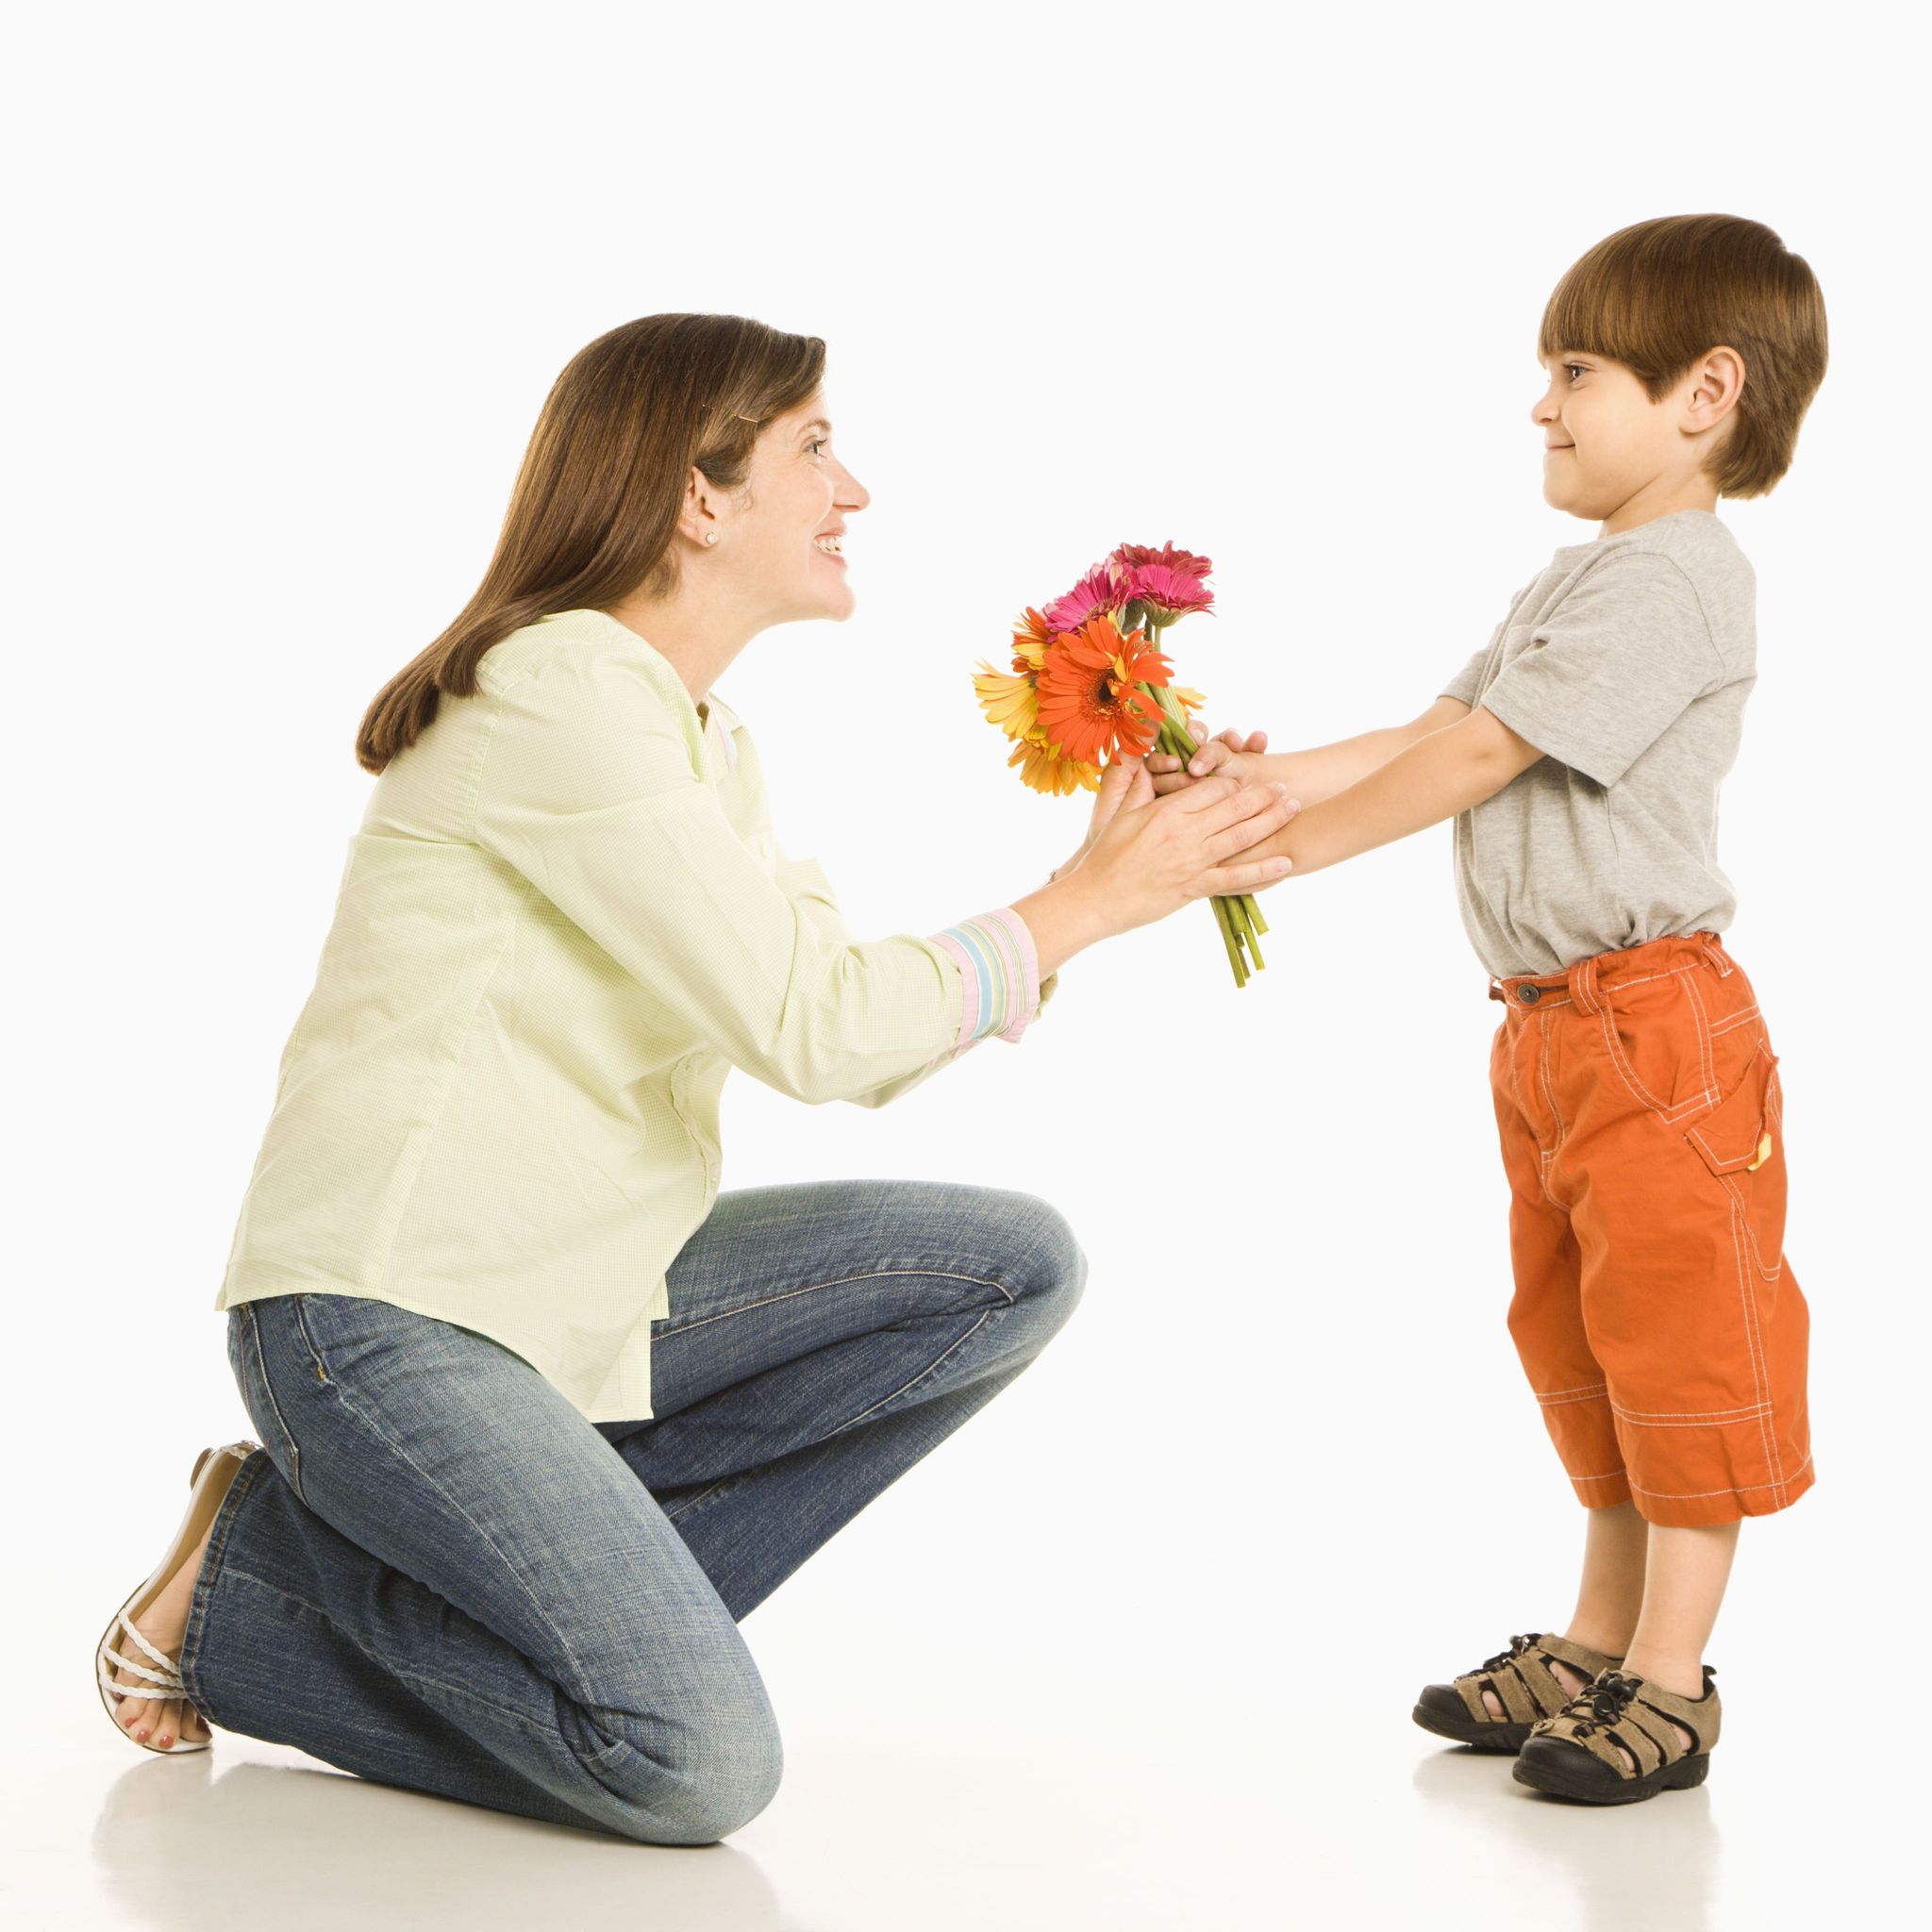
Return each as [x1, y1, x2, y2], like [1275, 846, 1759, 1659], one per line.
[1108, 541, 1213, 582]
[1127, 561, 1216, 624]
[1041, 562, 1122, 634]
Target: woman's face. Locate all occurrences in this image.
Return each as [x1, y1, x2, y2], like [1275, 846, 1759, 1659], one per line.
[712, 391, 870, 626]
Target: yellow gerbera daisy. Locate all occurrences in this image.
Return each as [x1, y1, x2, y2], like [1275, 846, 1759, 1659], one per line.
[1008, 728, 1103, 796]
[973, 662, 1040, 740]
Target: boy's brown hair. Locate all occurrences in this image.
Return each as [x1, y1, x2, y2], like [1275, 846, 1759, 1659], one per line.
[1539, 214, 1827, 500]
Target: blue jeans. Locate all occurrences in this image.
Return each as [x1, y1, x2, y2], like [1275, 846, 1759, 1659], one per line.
[177, 1179, 1085, 1842]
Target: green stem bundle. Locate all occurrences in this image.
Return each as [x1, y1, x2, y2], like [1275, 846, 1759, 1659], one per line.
[1136, 625, 1269, 988]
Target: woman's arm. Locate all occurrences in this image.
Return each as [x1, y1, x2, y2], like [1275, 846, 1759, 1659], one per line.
[472, 642, 1295, 1107]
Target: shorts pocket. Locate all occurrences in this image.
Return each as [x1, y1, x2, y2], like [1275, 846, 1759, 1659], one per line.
[1598, 967, 1714, 1115]
[1685, 1043, 1786, 1278]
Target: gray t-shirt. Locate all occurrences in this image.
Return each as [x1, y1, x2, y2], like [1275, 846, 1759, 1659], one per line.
[1441, 508, 1756, 979]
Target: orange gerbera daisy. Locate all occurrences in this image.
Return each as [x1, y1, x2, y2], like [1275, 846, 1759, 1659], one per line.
[1035, 615, 1174, 765]
[1010, 606, 1053, 671]
[1008, 727, 1103, 796]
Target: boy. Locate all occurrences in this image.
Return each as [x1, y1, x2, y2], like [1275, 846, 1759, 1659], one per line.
[1149, 214, 1826, 1804]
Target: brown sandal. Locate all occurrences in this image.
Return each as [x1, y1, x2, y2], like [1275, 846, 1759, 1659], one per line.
[1413, 1632, 1620, 1752]
[1513, 1666, 1721, 1804]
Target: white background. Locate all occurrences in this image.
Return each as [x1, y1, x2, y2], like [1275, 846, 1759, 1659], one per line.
[10, 4, 1921, 1927]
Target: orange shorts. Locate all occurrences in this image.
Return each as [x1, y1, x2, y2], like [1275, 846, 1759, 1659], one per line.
[1488, 929, 1813, 1527]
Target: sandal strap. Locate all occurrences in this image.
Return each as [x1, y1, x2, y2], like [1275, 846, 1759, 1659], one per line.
[112, 1609, 180, 1675]
[102, 1643, 179, 1690]
[1533, 1667, 1723, 1777]
[1455, 1632, 1612, 1726]
[99, 1663, 177, 1702]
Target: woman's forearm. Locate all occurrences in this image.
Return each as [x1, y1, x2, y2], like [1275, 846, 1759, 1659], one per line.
[1009, 874, 1112, 981]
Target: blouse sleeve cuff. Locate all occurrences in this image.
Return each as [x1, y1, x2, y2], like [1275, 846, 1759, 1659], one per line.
[927, 907, 1044, 1049]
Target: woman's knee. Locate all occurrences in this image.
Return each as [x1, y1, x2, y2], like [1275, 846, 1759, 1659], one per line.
[588, 1695, 784, 1845]
[993, 1192, 1088, 1341]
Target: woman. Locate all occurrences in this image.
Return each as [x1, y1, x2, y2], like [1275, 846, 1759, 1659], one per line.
[94, 314, 1296, 1841]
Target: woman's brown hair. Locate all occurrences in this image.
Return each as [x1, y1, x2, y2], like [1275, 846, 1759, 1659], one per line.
[1538, 214, 1828, 501]
[356, 313, 826, 773]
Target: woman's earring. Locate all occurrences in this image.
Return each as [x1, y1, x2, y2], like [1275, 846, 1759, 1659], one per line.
[704, 532, 718, 544]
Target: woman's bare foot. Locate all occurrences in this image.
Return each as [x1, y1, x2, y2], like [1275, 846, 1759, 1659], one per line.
[105, 1524, 216, 1749]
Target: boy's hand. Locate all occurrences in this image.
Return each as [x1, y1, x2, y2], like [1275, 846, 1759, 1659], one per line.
[1147, 725, 1271, 794]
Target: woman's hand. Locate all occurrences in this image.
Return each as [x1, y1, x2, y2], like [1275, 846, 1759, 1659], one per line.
[1013, 757, 1300, 978]
[1146, 724, 1270, 795]
[1047, 743, 1155, 883]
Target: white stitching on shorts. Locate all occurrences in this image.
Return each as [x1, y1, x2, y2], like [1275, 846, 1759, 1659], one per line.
[1720, 1173, 1785, 1281]
[1627, 1454, 1812, 1502]
[1724, 1187, 1784, 1507]
[1594, 966, 1712, 1120]
[1681, 972, 1718, 1109]
[1539, 1387, 1611, 1407]
[1707, 1006, 1761, 1036]
[1612, 1399, 1772, 1421]
[1610, 1404, 1774, 1428]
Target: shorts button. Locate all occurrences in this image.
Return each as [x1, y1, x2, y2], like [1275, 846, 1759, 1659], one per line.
[1518, 984, 1541, 1004]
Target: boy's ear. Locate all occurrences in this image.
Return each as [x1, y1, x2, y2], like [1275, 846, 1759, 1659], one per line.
[1684, 346, 1746, 431]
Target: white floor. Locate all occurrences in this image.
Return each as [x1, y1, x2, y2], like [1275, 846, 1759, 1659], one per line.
[27, 1451, 1908, 1932]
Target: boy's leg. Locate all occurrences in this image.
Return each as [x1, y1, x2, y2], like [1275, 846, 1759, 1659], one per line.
[603, 1179, 1088, 1621]
[1563, 1499, 1648, 1657]
[1563, 946, 1813, 1524]
[1621, 1519, 1742, 1752]
[1489, 1009, 1631, 1508]
[1480, 1010, 1638, 1709]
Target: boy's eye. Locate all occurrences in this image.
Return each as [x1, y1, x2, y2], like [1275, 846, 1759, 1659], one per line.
[1564, 364, 1587, 381]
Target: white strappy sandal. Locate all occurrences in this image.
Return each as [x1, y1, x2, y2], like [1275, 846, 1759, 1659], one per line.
[96, 1440, 258, 1753]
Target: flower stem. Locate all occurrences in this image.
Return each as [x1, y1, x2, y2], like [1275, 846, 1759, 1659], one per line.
[1140, 661, 1269, 987]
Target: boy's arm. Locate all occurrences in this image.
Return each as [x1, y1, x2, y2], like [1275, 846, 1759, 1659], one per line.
[1246, 695, 1473, 804]
[1160, 696, 1473, 807]
[1248, 703, 1542, 874]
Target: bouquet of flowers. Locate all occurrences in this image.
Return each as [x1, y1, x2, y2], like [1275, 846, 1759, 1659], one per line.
[973, 541, 1269, 987]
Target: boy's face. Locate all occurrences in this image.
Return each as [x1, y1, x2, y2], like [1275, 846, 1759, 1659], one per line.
[1531, 350, 1731, 525]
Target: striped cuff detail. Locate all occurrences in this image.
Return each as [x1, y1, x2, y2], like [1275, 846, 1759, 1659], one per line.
[928, 908, 1043, 1048]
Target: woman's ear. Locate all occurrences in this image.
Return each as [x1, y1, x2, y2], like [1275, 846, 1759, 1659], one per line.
[676, 465, 724, 548]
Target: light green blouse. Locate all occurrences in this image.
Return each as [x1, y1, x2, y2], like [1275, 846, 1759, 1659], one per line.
[214, 608, 1053, 1421]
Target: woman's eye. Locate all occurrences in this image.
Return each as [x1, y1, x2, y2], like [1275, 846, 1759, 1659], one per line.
[808, 439, 828, 457]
